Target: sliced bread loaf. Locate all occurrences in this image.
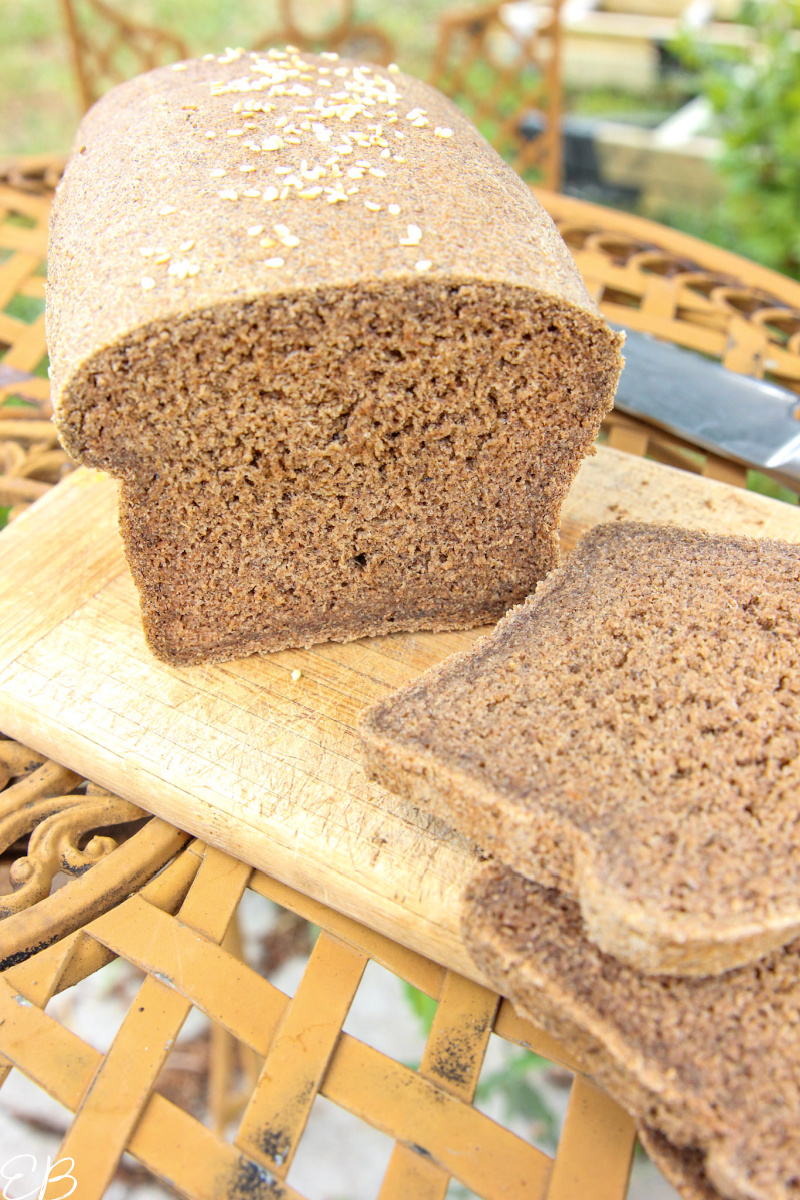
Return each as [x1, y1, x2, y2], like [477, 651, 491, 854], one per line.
[359, 522, 800, 975]
[464, 863, 800, 1200]
[48, 48, 622, 665]
[637, 1127, 726, 1200]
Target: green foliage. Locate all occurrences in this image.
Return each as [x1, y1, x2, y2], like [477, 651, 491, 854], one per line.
[672, 0, 800, 278]
[0, 508, 10, 532]
[566, 82, 689, 125]
[2, 394, 38, 410]
[476, 1049, 558, 1148]
[3, 294, 45, 323]
[747, 468, 799, 505]
[402, 981, 439, 1033]
[402, 984, 557, 1149]
[0, 0, 443, 157]
[3, 211, 37, 230]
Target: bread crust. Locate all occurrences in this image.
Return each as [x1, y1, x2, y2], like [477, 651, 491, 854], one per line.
[360, 522, 800, 975]
[48, 50, 622, 663]
[464, 864, 800, 1200]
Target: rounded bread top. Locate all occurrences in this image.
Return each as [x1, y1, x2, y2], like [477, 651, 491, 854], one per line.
[47, 47, 599, 411]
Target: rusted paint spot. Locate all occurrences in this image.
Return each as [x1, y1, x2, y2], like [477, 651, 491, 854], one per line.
[1, 936, 57, 972]
[429, 1031, 480, 1088]
[259, 1127, 291, 1167]
[227, 1156, 283, 1200]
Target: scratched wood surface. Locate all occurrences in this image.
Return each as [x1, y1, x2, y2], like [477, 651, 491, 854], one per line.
[1, 445, 800, 983]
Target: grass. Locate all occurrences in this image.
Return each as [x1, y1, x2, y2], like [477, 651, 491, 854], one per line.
[3, 294, 46, 323]
[747, 469, 799, 505]
[0, 0, 450, 157]
[565, 82, 691, 125]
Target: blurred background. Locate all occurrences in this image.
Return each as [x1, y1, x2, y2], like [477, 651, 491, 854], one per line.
[2, 0, 799, 277]
[1, 5, 799, 1198]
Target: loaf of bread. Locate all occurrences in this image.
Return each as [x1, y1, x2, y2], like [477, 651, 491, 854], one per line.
[359, 521, 800, 976]
[47, 48, 622, 665]
[465, 864, 800, 1200]
[637, 1127, 723, 1200]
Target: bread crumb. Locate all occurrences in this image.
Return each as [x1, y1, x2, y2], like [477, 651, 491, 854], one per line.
[291, 668, 302, 681]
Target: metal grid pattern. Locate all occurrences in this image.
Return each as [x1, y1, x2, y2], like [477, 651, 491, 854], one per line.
[251, 0, 396, 67]
[0, 736, 188, 971]
[0, 184, 74, 520]
[3, 175, 800, 1195]
[58, 0, 189, 112]
[539, 188, 800, 492]
[1, 834, 637, 1200]
[431, 0, 564, 191]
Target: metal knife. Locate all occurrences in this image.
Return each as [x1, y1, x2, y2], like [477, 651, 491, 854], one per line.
[611, 325, 800, 492]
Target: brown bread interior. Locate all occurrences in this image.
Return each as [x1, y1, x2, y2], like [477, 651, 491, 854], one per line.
[58, 279, 617, 663]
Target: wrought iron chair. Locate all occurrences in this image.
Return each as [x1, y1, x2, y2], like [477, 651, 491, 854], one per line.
[2, 166, 800, 1197]
[58, 0, 189, 112]
[537, 187, 800, 494]
[431, 0, 565, 191]
[252, 0, 395, 66]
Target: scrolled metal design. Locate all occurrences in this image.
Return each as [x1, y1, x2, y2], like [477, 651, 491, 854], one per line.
[0, 154, 66, 197]
[252, 0, 395, 66]
[1, 780, 146, 918]
[0, 743, 147, 917]
[59, 0, 189, 112]
[431, 0, 564, 190]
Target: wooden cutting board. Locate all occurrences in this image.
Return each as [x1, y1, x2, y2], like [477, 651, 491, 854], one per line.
[2, 446, 799, 983]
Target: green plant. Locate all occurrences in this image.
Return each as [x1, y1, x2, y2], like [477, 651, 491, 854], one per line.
[402, 981, 439, 1035]
[402, 983, 557, 1147]
[672, 0, 800, 278]
[475, 1049, 557, 1148]
[747, 468, 799, 505]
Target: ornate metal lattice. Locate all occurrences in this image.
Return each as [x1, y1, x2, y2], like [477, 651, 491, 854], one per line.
[431, 0, 565, 190]
[251, 0, 395, 65]
[58, 0, 189, 111]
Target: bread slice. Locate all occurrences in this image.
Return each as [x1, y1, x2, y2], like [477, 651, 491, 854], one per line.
[464, 864, 800, 1200]
[359, 522, 800, 975]
[637, 1127, 726, 1200]
[47, 48, 622, 666]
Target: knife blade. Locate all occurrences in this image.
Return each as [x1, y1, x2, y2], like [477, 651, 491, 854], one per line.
[611, 325, 800, 493]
